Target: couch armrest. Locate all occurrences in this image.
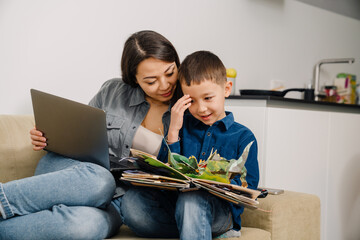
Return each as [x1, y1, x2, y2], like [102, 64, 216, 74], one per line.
[0, 115, 46, 183]
[241, 190, 320, 240]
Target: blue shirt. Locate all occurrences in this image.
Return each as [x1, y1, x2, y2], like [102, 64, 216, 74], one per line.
[159, 112, 259, 230]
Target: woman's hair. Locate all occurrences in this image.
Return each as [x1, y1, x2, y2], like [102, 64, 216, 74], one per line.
[121, 30, 180, 88]
[178, 50, 226, 86]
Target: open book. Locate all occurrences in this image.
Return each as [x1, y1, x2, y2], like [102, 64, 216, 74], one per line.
[119, 149, 261, 209]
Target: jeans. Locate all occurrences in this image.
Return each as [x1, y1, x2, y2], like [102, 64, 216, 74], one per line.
[117, 187, 233, 240]
[0, 152, 122, 240]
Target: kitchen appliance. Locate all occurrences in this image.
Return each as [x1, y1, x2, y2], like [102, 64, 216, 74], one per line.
[239, 88, 315, 101]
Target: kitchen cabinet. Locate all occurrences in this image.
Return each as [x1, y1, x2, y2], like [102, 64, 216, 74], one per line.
[225, 97, 360, 240]
[326, 112, 360, 240]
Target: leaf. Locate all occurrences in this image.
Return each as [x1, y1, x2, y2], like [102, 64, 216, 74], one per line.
[162, 135, 199, 175]
[171, 153, 198, 174]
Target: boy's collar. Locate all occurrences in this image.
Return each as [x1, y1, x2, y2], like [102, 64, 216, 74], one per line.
[219, 112, 234, 130]
[189, 111, 234, 130]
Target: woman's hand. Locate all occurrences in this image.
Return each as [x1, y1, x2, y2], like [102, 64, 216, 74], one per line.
[30, 127, 47, 151]
[167, 95, 192, 143]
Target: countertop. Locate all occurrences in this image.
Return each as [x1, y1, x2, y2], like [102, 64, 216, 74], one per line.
[226, 95, 360, 114]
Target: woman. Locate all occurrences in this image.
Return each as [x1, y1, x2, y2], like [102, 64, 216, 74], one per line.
[0, 30, 181, 240]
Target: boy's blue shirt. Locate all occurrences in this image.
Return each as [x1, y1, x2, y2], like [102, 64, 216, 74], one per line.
[158, 111, 260, 230]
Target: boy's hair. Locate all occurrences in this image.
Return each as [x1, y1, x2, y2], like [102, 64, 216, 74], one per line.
[178, 50, 227, 86]
[121, 30, 180, 88]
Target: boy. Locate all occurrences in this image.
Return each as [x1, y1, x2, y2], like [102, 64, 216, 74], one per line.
[162, 50, 259, 239]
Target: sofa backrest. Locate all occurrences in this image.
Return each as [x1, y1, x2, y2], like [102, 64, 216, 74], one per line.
[0, 115, 46, 182]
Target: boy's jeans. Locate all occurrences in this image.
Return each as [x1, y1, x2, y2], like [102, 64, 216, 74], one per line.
[0, 152, 121, 240]
[117, 187, 233, 240]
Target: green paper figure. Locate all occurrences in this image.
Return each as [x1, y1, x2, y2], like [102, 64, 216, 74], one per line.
[165, 139, 254, 185]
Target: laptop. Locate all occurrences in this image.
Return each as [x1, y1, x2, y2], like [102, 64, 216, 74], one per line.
[30, 89, 110, 169]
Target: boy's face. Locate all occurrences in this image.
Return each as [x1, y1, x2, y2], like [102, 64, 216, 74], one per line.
[181, 79, 232, 126]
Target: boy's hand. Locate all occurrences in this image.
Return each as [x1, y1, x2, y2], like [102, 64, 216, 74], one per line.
[167, 95, 192, 143]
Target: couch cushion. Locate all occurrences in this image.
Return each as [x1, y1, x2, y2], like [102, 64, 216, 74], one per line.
[0, 115, 46, 182]
[242, 190, 320, 240]
[108, 225, 271, 240]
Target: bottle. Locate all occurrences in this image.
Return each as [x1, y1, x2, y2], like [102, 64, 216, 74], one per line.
[324, 85, 338, 103]
[226, 68, 237, 95]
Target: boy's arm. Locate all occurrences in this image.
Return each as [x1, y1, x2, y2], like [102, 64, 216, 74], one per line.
[157, 95, 191, 162]
[242, 138, 259, 190]
[231, 137, 260, 190]
[157, 131, 182, 162]
[167, 95, 192, 143]
[230, 136, 260, 230]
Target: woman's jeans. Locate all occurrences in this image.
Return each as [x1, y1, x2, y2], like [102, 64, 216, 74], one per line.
[116, 187, 233, 240]
[0, 152, 121, 240]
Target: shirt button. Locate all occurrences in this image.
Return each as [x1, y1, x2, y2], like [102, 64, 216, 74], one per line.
[132, 126, 136, 129]
[125, 145, 129, 148]
[202, 152, 206, 156]
[107, 122, 111, 126]
[207, 132, 211, 136]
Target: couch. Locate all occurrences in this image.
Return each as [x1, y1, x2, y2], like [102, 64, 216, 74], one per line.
[0, 115, 321, 240]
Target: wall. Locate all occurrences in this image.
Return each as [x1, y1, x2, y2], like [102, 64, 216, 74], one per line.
[296, 0, 360, 21]
[1, 0, 360, 115]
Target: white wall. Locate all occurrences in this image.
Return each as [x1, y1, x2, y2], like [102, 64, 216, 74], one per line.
[1, 0, 360, 115]
[297, 0, 360, 21]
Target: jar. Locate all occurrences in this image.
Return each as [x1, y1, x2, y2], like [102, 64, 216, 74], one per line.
[323, 85, 338, 103]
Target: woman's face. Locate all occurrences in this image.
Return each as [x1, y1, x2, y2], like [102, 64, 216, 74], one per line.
[136, 58, 178, 104]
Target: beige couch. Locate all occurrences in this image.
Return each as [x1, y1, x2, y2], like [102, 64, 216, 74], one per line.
[0, 115, 321, 240]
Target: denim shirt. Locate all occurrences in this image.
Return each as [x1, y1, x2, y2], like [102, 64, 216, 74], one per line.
[159, 112, 260, 230]
[89, 78, 170, 161]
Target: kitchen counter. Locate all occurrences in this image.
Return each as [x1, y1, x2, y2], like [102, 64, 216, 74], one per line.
[225, 96, 360, 240]
[226, 95, 360, 114]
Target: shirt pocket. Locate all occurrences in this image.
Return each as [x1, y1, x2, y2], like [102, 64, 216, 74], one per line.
[106, 113, 125, 149]
[182, 141, 200, 160]
[218, 146, 237, 160]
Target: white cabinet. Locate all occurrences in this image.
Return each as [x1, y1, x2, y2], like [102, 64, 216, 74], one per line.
[225, 98, 360, 240]
[264, 108, 328, 195]
[326, 112, 360, 240]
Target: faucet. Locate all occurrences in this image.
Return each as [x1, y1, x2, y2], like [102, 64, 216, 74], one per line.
[313, 58, 355, 101]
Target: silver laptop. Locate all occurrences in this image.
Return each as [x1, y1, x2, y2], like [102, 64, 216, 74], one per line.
[30, 89, 110, 169]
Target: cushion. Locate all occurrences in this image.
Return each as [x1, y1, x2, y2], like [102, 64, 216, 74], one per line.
[242, 191, 320, 240]
[0, 115, 45, 183]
